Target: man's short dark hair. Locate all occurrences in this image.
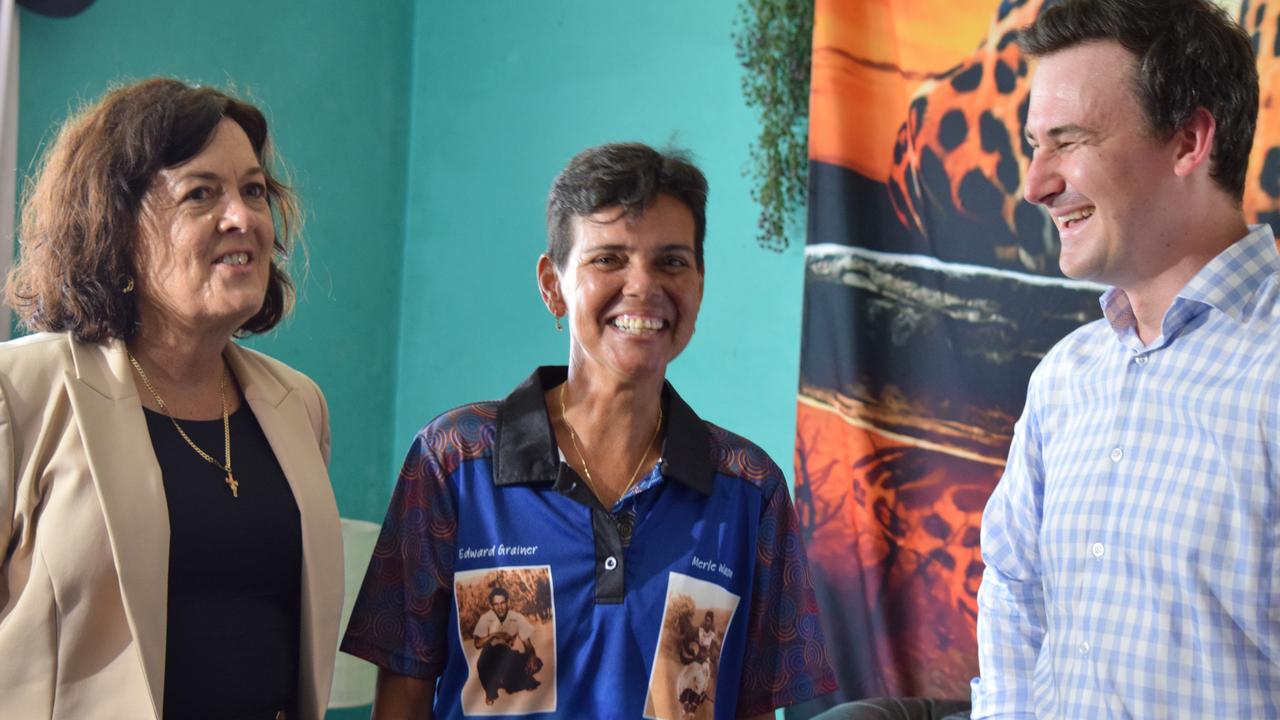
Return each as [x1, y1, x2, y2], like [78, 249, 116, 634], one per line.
[488, 587, 509, 603]
[546, 142, 708, 271]
[1021, 0, 1258, 200]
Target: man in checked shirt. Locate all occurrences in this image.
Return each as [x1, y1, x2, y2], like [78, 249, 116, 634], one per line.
[972, 0, 1280, 718]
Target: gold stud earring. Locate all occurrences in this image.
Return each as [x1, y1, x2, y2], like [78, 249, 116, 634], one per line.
[123, 277, 135, 294]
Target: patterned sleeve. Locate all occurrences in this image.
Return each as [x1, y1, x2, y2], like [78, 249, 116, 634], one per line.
[735, 470, 839, 716]
[340, 430, 458, 680]
[970, 382, 1047, 720]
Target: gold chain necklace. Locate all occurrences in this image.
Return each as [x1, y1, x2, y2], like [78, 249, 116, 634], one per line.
[559, 382, 662, 508]
[128, 352, 238, 498]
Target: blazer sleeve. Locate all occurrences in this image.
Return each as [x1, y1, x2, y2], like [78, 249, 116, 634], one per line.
[0, 380, 13, 606]
[307, 374, 331, 468]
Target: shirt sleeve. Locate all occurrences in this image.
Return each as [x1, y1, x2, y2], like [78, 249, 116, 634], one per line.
[472, 612, 491, 639]
[515, 613, 535, 642]
[340, 432, 458, 680]
[970, 386, 1047, 720]
[735, 472, 839, 716]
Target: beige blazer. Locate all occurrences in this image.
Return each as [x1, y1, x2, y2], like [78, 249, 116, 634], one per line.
[0, 332, 344, 719]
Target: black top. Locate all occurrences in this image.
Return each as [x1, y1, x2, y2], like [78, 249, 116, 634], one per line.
[143, 403, 302, 719]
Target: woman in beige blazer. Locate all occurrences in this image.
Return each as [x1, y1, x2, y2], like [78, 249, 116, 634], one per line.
[0, 79, 343, 719]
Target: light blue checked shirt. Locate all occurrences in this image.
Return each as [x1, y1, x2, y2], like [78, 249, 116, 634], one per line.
[971, 225, 1280, 719]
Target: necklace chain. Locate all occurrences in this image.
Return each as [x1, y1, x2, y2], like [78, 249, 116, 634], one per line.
[559, 382, 662, 508]
[128, 351, 238, 498]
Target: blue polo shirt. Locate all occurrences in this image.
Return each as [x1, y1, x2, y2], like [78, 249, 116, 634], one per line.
[342, 367, 836, 719]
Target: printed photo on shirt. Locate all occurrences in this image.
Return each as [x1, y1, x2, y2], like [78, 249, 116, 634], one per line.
[644, 572, 740, 720]
[454, 565, 556, 716]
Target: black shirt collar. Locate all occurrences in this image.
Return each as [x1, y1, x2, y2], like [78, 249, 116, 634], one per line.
[494, 366, 713, 495]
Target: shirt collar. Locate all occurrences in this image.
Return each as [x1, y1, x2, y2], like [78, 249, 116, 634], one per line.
[493, 366, 714, 495]
[1099, 224, 1279, 342]
[1176, 224, 1279, 322]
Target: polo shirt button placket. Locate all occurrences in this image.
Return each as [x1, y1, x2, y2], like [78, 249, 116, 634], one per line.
[616, 513, 635, 549]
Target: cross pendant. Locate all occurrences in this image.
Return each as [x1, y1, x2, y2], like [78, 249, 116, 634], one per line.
[226, 473, 239, 498]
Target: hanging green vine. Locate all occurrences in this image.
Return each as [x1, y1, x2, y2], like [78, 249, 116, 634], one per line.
[733, 0, 814, 252]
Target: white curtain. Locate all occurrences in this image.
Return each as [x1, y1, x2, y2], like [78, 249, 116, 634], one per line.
[0, 0, 16, 340]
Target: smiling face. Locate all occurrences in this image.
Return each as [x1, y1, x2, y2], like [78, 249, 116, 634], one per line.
[134, 118, 275, 340]
[1023, 41, 1184, 288]
[490, 593, 509, 621]
[539, 193, 704, 386]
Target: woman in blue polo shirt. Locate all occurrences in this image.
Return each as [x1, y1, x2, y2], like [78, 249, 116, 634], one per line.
[342, 142, 837, 719]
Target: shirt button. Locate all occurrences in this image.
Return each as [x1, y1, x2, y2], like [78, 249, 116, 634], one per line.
[1091, 542, 1105, 558]
[1078, 641, 1090, 655]
[1134, 354, 1149, 365]
[604, 556, 618, 571]
[1109, 447, 1123, 463]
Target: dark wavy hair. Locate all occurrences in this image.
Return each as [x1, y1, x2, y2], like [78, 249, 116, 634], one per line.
[546, 142, 708, 270]
[7, 77, 300, 342]
[1020, 0, 1258, 200]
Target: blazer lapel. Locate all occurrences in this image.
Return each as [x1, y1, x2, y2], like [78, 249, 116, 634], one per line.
[63, 339, 168, 719]
[227, 345, 342, 717]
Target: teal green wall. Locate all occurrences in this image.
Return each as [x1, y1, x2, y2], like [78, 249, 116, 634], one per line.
[17, 0, 413, 525]
[394, 2, 806, 480]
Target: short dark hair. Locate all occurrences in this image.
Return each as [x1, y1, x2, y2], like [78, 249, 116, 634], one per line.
[546, 142, 708, 271]
[1020, 0, 1258, 200]
[488, 587, 509, 603]
[7, 77, 300, 342]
